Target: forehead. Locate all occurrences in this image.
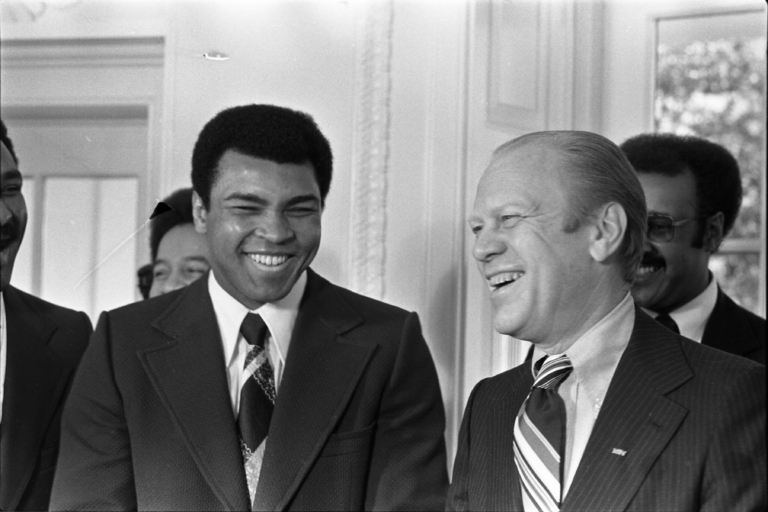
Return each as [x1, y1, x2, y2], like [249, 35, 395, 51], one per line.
[474, 142, 569, 210]
[638, 169, 697, 215]
[213, 150, 319, 196]
[157, 224, 207, 259]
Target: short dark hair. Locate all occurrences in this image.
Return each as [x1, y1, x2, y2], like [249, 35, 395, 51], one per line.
[149, 187, 195, 261]
[191, 104, 333, 209]
[0, 118, 19, 164]
[497, 131, 647, 284]
[620, 133, 742, 241]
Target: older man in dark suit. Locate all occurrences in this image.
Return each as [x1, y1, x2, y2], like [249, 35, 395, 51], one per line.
[0, 120, 92, 511]
[51, 104, 448, 511]
[620, 133, 765, 364]
[449, 131, 765, 511]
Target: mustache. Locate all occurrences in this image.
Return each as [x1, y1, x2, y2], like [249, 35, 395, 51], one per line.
[0, 222, 21, 251]
[640, 245, 666, 267]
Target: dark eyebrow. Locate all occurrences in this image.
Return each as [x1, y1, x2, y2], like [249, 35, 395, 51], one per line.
[224, 192, 269, 205]
[285, 195, 321, 207]
[1, 170, 23, 181]
[224, 192, 320, 207]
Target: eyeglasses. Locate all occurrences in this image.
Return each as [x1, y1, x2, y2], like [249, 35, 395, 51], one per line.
[646, 213, 708, 243]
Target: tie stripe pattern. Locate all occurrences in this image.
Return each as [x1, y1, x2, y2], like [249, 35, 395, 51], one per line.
[513, 354, 573, 512]
[238, 313, 275, 504]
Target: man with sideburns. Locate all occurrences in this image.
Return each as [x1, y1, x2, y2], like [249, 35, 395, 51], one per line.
[51, 104, 448, 511]
[448, 131, 766, 511]
[620, 133, 765, 363]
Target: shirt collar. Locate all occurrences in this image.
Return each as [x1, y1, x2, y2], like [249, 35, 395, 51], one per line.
[208, 270, 307, 369]
[531, 292, 635, 380]
[640, 272, 718, 343]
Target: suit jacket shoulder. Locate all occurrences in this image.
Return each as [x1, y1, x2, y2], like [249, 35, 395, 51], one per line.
[1, 286, 92, 511]
[4, 285, 92, 363]
[702, 287, 765, 364]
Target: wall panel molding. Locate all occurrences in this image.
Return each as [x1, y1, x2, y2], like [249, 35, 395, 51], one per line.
[349, 0, 394, 299]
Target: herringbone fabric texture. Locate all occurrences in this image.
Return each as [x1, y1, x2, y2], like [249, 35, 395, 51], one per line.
[513, 354, 573, 512]
[238, 313, 275, 504]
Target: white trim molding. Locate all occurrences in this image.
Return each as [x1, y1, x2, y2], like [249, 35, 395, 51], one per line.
[349, 0, 395, 299]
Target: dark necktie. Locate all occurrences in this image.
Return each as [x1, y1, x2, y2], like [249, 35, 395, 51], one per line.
[513, 354, 574, 511]
[655, 313, 680, 334]
[238, 313, 275, 502]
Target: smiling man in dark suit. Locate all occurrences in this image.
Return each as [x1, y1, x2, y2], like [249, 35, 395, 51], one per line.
[449, 131, 766, 511]
[0, 119, 92, 511]
[50, 104, 448, 511]
[620, 133, 765, 364]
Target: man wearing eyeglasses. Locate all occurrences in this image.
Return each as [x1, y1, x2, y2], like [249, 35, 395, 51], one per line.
[621, 134, 765, 364]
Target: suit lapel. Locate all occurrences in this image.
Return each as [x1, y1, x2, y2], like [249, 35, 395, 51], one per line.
[563, 310, 692, 512]
[496, 368, 531, 511]
[255, 270, 374, 511]
[139, 278, 251, 511]
[0, 287, 68, 511]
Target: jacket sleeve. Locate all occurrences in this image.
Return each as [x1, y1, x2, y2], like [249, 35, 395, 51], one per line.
[700, 363, 766, 512]
[50, 312, 137, 511]
[364, 312, 449, 511]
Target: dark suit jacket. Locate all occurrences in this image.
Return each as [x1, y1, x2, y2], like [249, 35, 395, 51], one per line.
[701, 287, 765, 364]
[0, 286, 91, 511]
[448, 308, 766, 512]
[50, 269, 448, 511]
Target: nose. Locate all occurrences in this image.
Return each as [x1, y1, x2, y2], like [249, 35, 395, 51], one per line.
[161, 269, 188, 294]
[0, 199, 10, 225]
[255, 211, 294, 244]
[472, 226, 506, 263]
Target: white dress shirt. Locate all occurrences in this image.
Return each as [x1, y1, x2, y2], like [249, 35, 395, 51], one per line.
[207, 270, 306, 417]
[641, 273, 718, 343]
[528, 292, 635, 506]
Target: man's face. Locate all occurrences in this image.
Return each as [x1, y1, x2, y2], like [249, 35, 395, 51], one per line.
[1, 141, 28, 292]
[631, 169, 710, 312]
[194, 150, 322, 309]
[150, 223, 210, 298]
[469, 143, 596, 347]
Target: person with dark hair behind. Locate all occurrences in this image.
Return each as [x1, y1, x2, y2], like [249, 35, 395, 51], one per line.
[621, 133, 765, 364]
[51, 104, 448, 511]
[0, 118, 92, 510]
[147, 187, 210, 298]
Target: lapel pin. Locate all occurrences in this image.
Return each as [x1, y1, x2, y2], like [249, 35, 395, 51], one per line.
[612, 448, 627, 456]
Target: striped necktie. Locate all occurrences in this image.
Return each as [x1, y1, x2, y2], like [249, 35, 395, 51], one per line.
[238, 313, 275, 505]
[513, 354, 573, 511]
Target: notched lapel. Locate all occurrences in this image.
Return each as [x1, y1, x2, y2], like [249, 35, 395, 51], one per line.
[1, 295, 66, 511]
[255, 272, 372, 511]
[563, 310, 693, 512]
[139, 280, 250, 511]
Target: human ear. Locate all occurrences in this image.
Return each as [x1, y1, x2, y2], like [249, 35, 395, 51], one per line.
[702, 212, 724, 252]
[588, 202, 627, 263]
[192, 191, 208, 234]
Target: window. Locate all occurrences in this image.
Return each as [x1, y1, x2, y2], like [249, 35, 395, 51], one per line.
[654, 9, 766, 316]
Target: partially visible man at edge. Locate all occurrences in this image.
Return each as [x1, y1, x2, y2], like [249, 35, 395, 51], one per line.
[448, 131, 766, 511]
[621, 133, 765, 364]
[50, 104, 448, 511]
[0, 119, 92, 511]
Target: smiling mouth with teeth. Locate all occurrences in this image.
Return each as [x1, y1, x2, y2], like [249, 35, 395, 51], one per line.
[249, 254, 290, 267]
[489, 271, 524, 290]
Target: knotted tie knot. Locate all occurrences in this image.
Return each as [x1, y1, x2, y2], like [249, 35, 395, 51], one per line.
[240, 313, 268, 349]
[654, 312, 680, 335]
[533, 354, 573, 391]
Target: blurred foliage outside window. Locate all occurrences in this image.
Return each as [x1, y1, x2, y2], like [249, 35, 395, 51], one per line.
[654, 14, 765, 316]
